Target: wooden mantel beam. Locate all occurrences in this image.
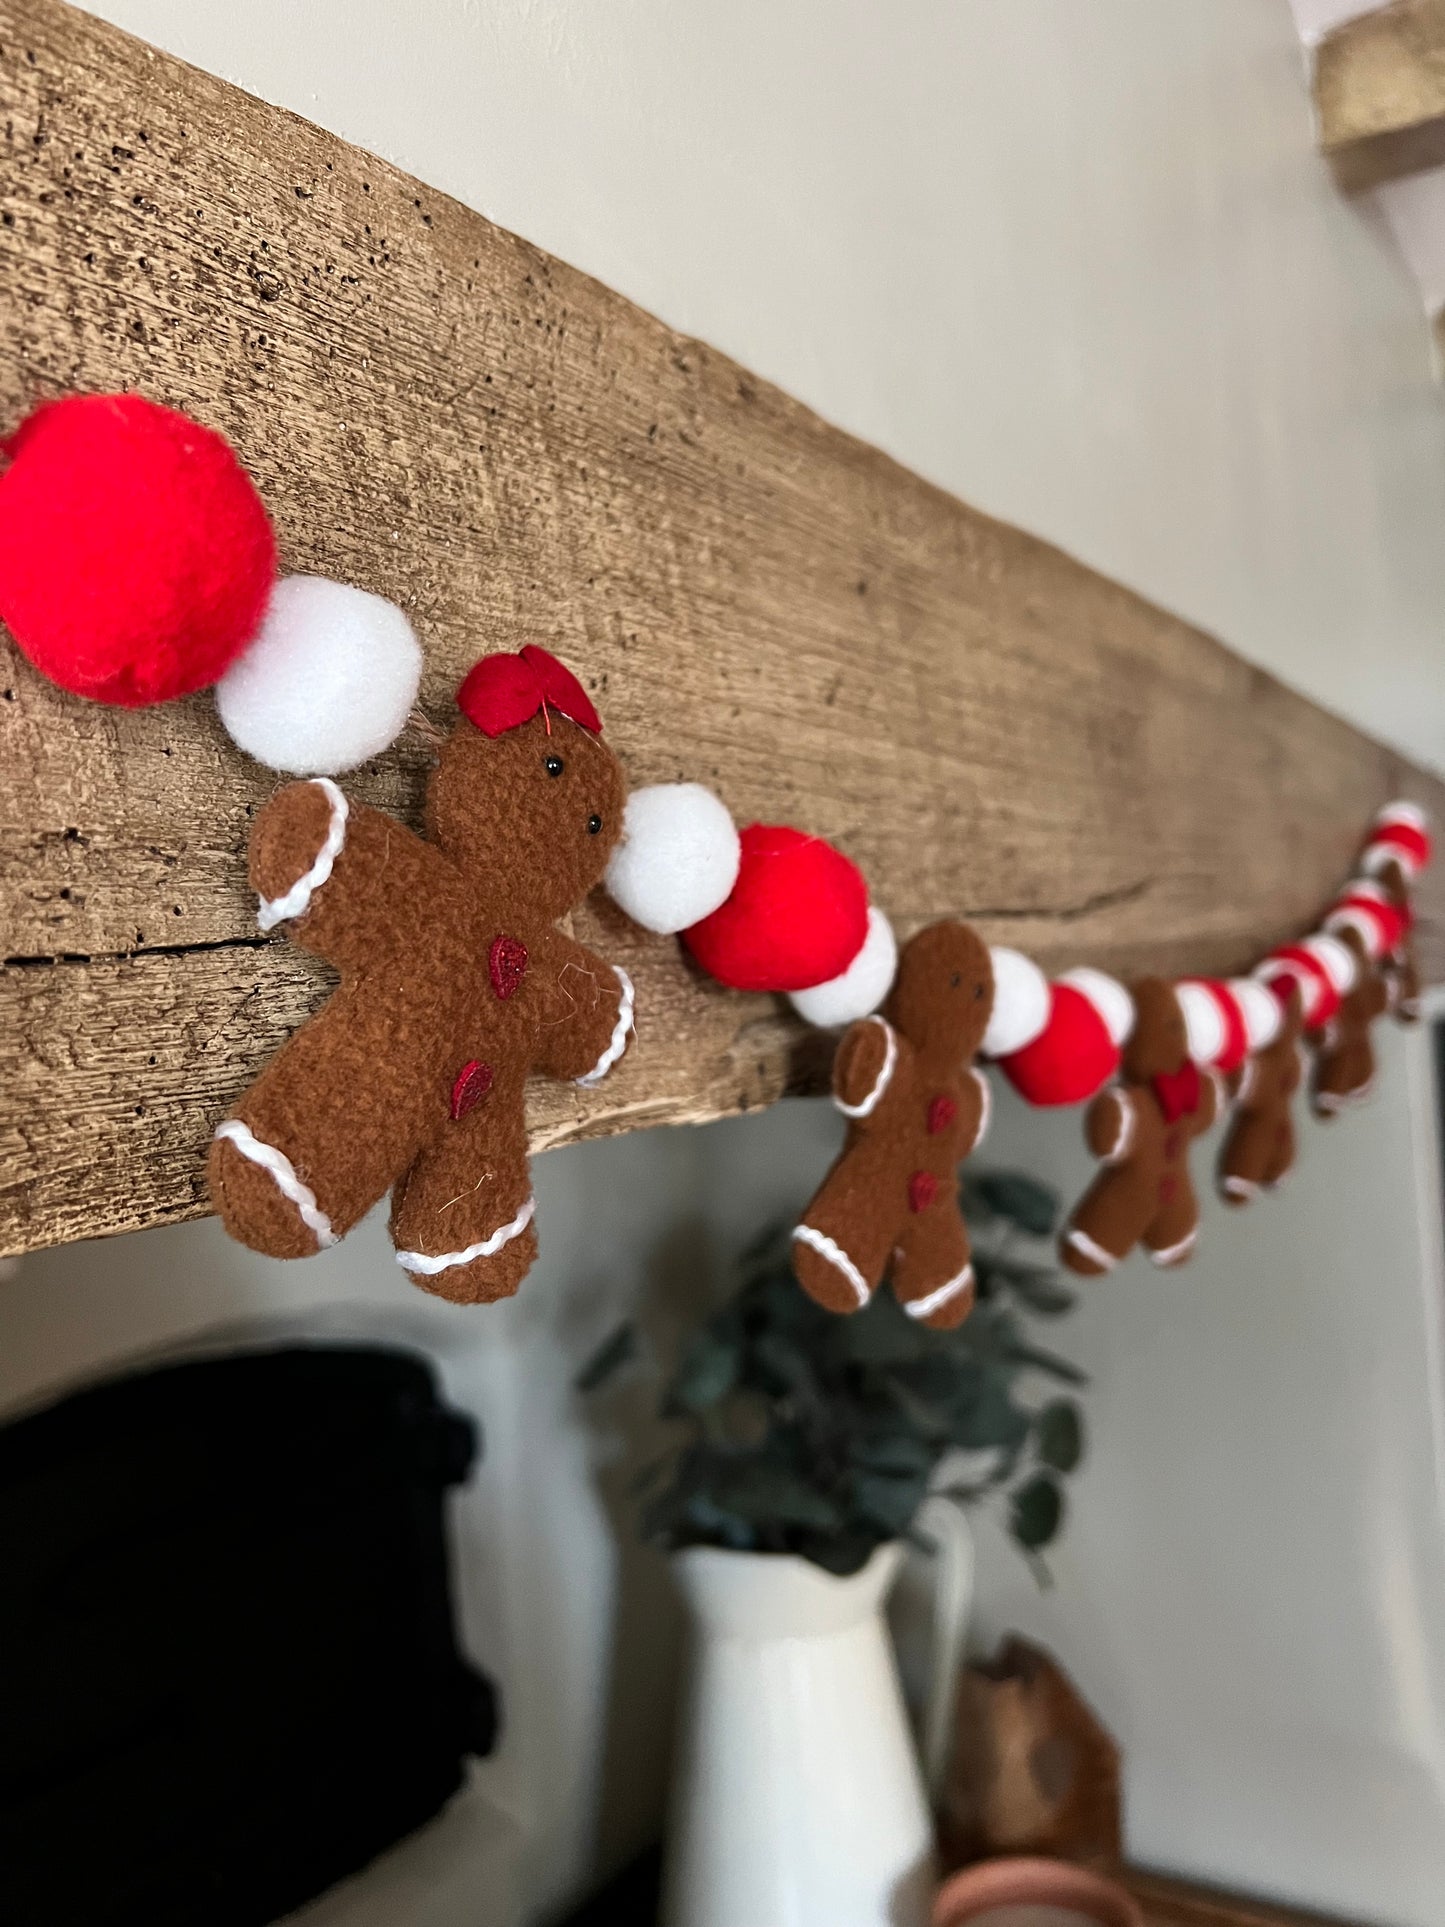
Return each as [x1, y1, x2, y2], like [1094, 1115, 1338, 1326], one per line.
[2, 0, 1443, 1255]
[1314, 0, 1445, 190]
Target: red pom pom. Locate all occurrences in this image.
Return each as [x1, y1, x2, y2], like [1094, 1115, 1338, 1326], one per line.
[996, 981, 1120, 1106]
[457, 643, 602, 737]
[682, 825, 870, 992]
[0, 394, 275, 706]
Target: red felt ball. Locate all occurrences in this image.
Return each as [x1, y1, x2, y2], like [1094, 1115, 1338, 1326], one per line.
[0, 393, 276, 706]
[682, 824, 870, 992]
[997, 981, 1120, 1106]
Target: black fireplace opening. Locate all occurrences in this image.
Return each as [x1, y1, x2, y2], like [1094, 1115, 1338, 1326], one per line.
[0, 1344, 499, 1927]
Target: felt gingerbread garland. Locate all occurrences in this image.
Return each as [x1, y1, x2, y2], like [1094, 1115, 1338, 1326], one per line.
[0, 392, 1432, 1322]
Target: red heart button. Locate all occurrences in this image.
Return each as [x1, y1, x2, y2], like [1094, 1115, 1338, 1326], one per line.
[908, 1170, 939, 1214]
[450, 1059, 495, 1121]
[489, 934, 529, 1001]
[926, 1095, 957, 1136]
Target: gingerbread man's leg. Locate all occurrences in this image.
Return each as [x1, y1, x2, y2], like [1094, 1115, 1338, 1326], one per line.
[1262, 1114, 1296, 1190]
[1060, 1166, 1153, 1277]
[390, 1096, 537, 1305]
[209, 979, 437, 1258]
[1218, 1110, 1273, 1205]
[1142, 1175, 1200, 1269]
[891, 1198, 975, 1331]
[792, 1138, 903, 1317]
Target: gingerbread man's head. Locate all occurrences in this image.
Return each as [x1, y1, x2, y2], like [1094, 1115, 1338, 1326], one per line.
[1121, 977, 1189, 1082]
[886, 919, 994, 1060]
[425, 645, 625, 921]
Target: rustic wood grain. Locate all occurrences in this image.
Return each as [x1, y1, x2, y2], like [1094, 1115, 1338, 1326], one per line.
[2, 0, 1443, 1254]
[1314, 0, 1445, 189]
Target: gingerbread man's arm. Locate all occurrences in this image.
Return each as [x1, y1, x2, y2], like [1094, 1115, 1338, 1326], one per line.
[831, 1015, 904, 1128]
[532, 933, 635, 1086]
[1084, 1086, 1135, 1162]
[249, 778, 455, 975]
[1191, 1070, 1220, 1138]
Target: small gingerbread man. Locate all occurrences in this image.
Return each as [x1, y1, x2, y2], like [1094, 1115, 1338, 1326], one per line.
[208, 646, 634, 1304]
[1376, 856, 1422, 1023]
[1060, 978, 1218, 1275]
[791, 921, 994, 1331]
[1311, 928, 1388, 1116]
[1217, 980, 1303, 1202]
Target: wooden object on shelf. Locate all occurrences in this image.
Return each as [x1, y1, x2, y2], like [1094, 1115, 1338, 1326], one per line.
[1314, 0, 1445, 190]
[2, 0, 1443, 1254]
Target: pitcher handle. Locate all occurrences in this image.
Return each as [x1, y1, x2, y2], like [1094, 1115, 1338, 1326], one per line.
[913, 1494, 976, 1800]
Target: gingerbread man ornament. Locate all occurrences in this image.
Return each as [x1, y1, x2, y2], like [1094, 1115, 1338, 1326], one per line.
[1217, 980, 1304, 1202]
[1311, 928, 1388, 1116]
[1060, 978, 1218, 1276]
[791, 921, 994, 1331]
[208, 646, 634, 1303]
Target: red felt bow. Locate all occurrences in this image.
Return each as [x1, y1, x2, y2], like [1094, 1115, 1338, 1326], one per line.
[456, 644, 603, 738]
[1152, 1059, 1202, 1124]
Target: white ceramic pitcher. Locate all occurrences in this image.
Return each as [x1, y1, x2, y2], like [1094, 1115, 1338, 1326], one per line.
[662, 1499, 974, 1927]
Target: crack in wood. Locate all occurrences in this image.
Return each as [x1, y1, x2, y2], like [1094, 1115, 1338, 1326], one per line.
[4, 933, 273, 969]
[967, 879, 1155, 923]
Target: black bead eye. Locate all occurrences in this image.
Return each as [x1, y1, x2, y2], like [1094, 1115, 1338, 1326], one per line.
[586, 813, 603, 835]
[950, 972, 962, 989]
[545, 754, 564, 777]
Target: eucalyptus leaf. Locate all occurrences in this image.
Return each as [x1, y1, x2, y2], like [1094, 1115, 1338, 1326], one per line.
[1011, 1474, 1065, 1549]
[1004, 1342, 1089, 1387]
[667, 1331, 741, 1414]
[575, 1321, 638, 1393]
[1035, 1400, 1084, 1472]
[973, 1172, 1060, 1237]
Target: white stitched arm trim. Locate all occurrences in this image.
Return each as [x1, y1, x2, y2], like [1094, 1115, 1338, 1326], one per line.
[1233, 1057, 1257, 1107]
[835, 1016, 897, 1120]
[1102, 1088, 1134, 1163]
[970, 1068, 992, 1149]
[397, 1195, 536, 1276]
[1221, 1174, 1259, 1200]
[257, 778, 350, 933]
[576, 966, 635, 1088]
[903, 1262, 975, 1322]
[791, 1223, 871, 1308]
[213, 1118, 338, 1249]
[1065, 1225, 1117, 1272]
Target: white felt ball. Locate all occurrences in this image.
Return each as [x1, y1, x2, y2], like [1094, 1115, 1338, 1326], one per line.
[1229, 977, 1282, 1052]
[1175, 980, 1226, 1066]
[982, 947, 1051, 1058]
[216, 574, 423, 775]
[1304, 931, 1359, 994]
[789, 906, 898, 1027]
[604, 782, 741, 934]
[1058, 966, 1135, 1047]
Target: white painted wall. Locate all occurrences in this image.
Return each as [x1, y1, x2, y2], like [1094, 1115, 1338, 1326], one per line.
[11, 1, 1443, 1921]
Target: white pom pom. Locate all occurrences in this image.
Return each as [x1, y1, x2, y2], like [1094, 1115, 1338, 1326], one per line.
[1304, 931, 1359, 994]
[789, 907, 898, 1027]
[1175, 980, 1226, 1066]
[1229, 978, 1282, 1051]
[216, 575, 423, 775]
[1058, 966, 1135, 1046]
[981, 947, 1050, 1057]
[604, 783, 741, 934]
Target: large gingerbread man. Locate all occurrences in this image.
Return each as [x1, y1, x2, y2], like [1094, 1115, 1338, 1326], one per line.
[1311, 928, 1388, 1116]
[1217, 980, 1303, 1202]
[791, 921, 994, 1331]
[1060, 978, 1218, 1275]
[208, 646, 634, 1303]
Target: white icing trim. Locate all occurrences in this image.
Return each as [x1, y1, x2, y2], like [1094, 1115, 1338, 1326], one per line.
[903, 1262, 976, 1322]
[1314, 1090, 1343, 1115]
[1064, 1225, 1117, 1272]
[1149, 1226, 1198, 1268]
[257, 777, 349, 933]
[1233, 1057, 1257, 1107]
[397, 1195, 536, 1276]
[1102, 1088, 1134, 1164]
[213, 1118, 337, 1249]
[970, 1067, 992, 1148]
[834, 1015, 897, 1120]
[1221, 1175, 1259, 1201]
[791, 1223, 871, 1308]
[575, 966, 635, 1087]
